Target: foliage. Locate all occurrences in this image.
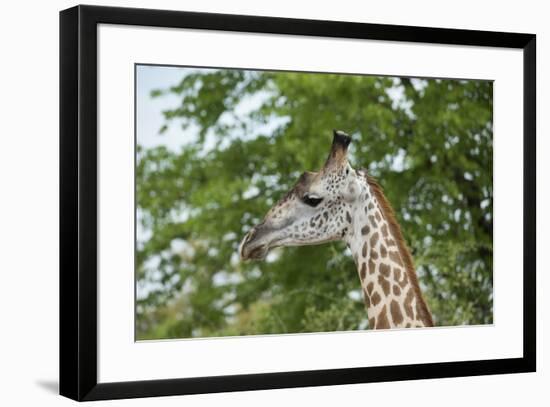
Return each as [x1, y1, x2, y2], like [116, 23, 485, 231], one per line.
[136, 68, 493, 339]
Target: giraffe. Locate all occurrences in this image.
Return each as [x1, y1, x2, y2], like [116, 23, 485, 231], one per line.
[239, 130, 433, 329]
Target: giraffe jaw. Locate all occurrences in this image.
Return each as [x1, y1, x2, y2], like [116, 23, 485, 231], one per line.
[242, 244, 269, 261]
[239, 231, 340, 261]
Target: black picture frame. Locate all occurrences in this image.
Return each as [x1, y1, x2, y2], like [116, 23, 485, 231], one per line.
[59, 4, 536, 401]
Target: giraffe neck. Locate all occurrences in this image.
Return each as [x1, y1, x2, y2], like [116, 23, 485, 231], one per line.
[344, 173, 433, 329]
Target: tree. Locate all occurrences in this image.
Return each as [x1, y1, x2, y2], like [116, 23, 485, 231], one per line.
[136, 68, 493, 339]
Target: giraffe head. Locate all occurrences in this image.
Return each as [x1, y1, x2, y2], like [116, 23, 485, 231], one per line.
[240, 130, 362, 261]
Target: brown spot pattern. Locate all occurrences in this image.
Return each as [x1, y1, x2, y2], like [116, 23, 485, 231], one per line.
[369, 215, 377, 228]
[390, 300, 404, 325]
[361, 224, 370, 235]
[381, 224, 388, 238]
[371, 292, 381, 306]
[378, 275, 391, 296]
[380, 245, 387, 258]
[360, 263, 367, 279]
[370, 249, 379, 260]
[364, 291, 371, 307]
[393, 268, 401, 281]
[375, 306, 390, 329]
[366, 282, 374, 296]
[368, 259, 376, 275]
[415, 301, 425, 322]
[379, 263, 391, 278]
[392, 285, 401, 296]
[397, 270, 409, 288]
[389, 251, 403, 266]
[362, 242, 367, 257]
[404, 289, 415, 319]
[369, 232, 379, 248]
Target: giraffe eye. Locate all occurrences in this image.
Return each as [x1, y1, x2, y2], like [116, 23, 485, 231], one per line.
[302, 194, 323, 207]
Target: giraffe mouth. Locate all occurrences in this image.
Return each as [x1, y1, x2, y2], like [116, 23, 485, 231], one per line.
[246, 244, 269, 260]
[240, 240, 269, 261]
[239, 227, 272, 261]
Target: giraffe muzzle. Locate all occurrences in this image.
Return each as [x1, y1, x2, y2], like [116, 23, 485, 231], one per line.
[239, 226, 271, 261]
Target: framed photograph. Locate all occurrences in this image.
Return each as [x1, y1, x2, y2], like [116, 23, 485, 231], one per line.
[59, 5, 536, 401]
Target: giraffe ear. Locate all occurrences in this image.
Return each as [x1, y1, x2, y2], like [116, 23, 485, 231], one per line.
[324, 130, 351, 169]
[342, 178, 360, 203]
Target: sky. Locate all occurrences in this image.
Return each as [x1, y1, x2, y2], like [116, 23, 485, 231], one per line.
[136, 65, 194, 151]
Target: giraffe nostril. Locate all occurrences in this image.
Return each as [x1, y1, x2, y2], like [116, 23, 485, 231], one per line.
[240, 228, 257, 259]
[246, 227, 257, 243]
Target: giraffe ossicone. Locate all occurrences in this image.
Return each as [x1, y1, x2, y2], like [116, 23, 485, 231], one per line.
[239, 130, 433, 329]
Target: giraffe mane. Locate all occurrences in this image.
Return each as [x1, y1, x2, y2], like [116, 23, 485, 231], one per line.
[365, 174, 434, 327]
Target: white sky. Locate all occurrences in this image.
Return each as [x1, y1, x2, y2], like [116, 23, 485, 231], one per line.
[136, 65, 197, 151]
